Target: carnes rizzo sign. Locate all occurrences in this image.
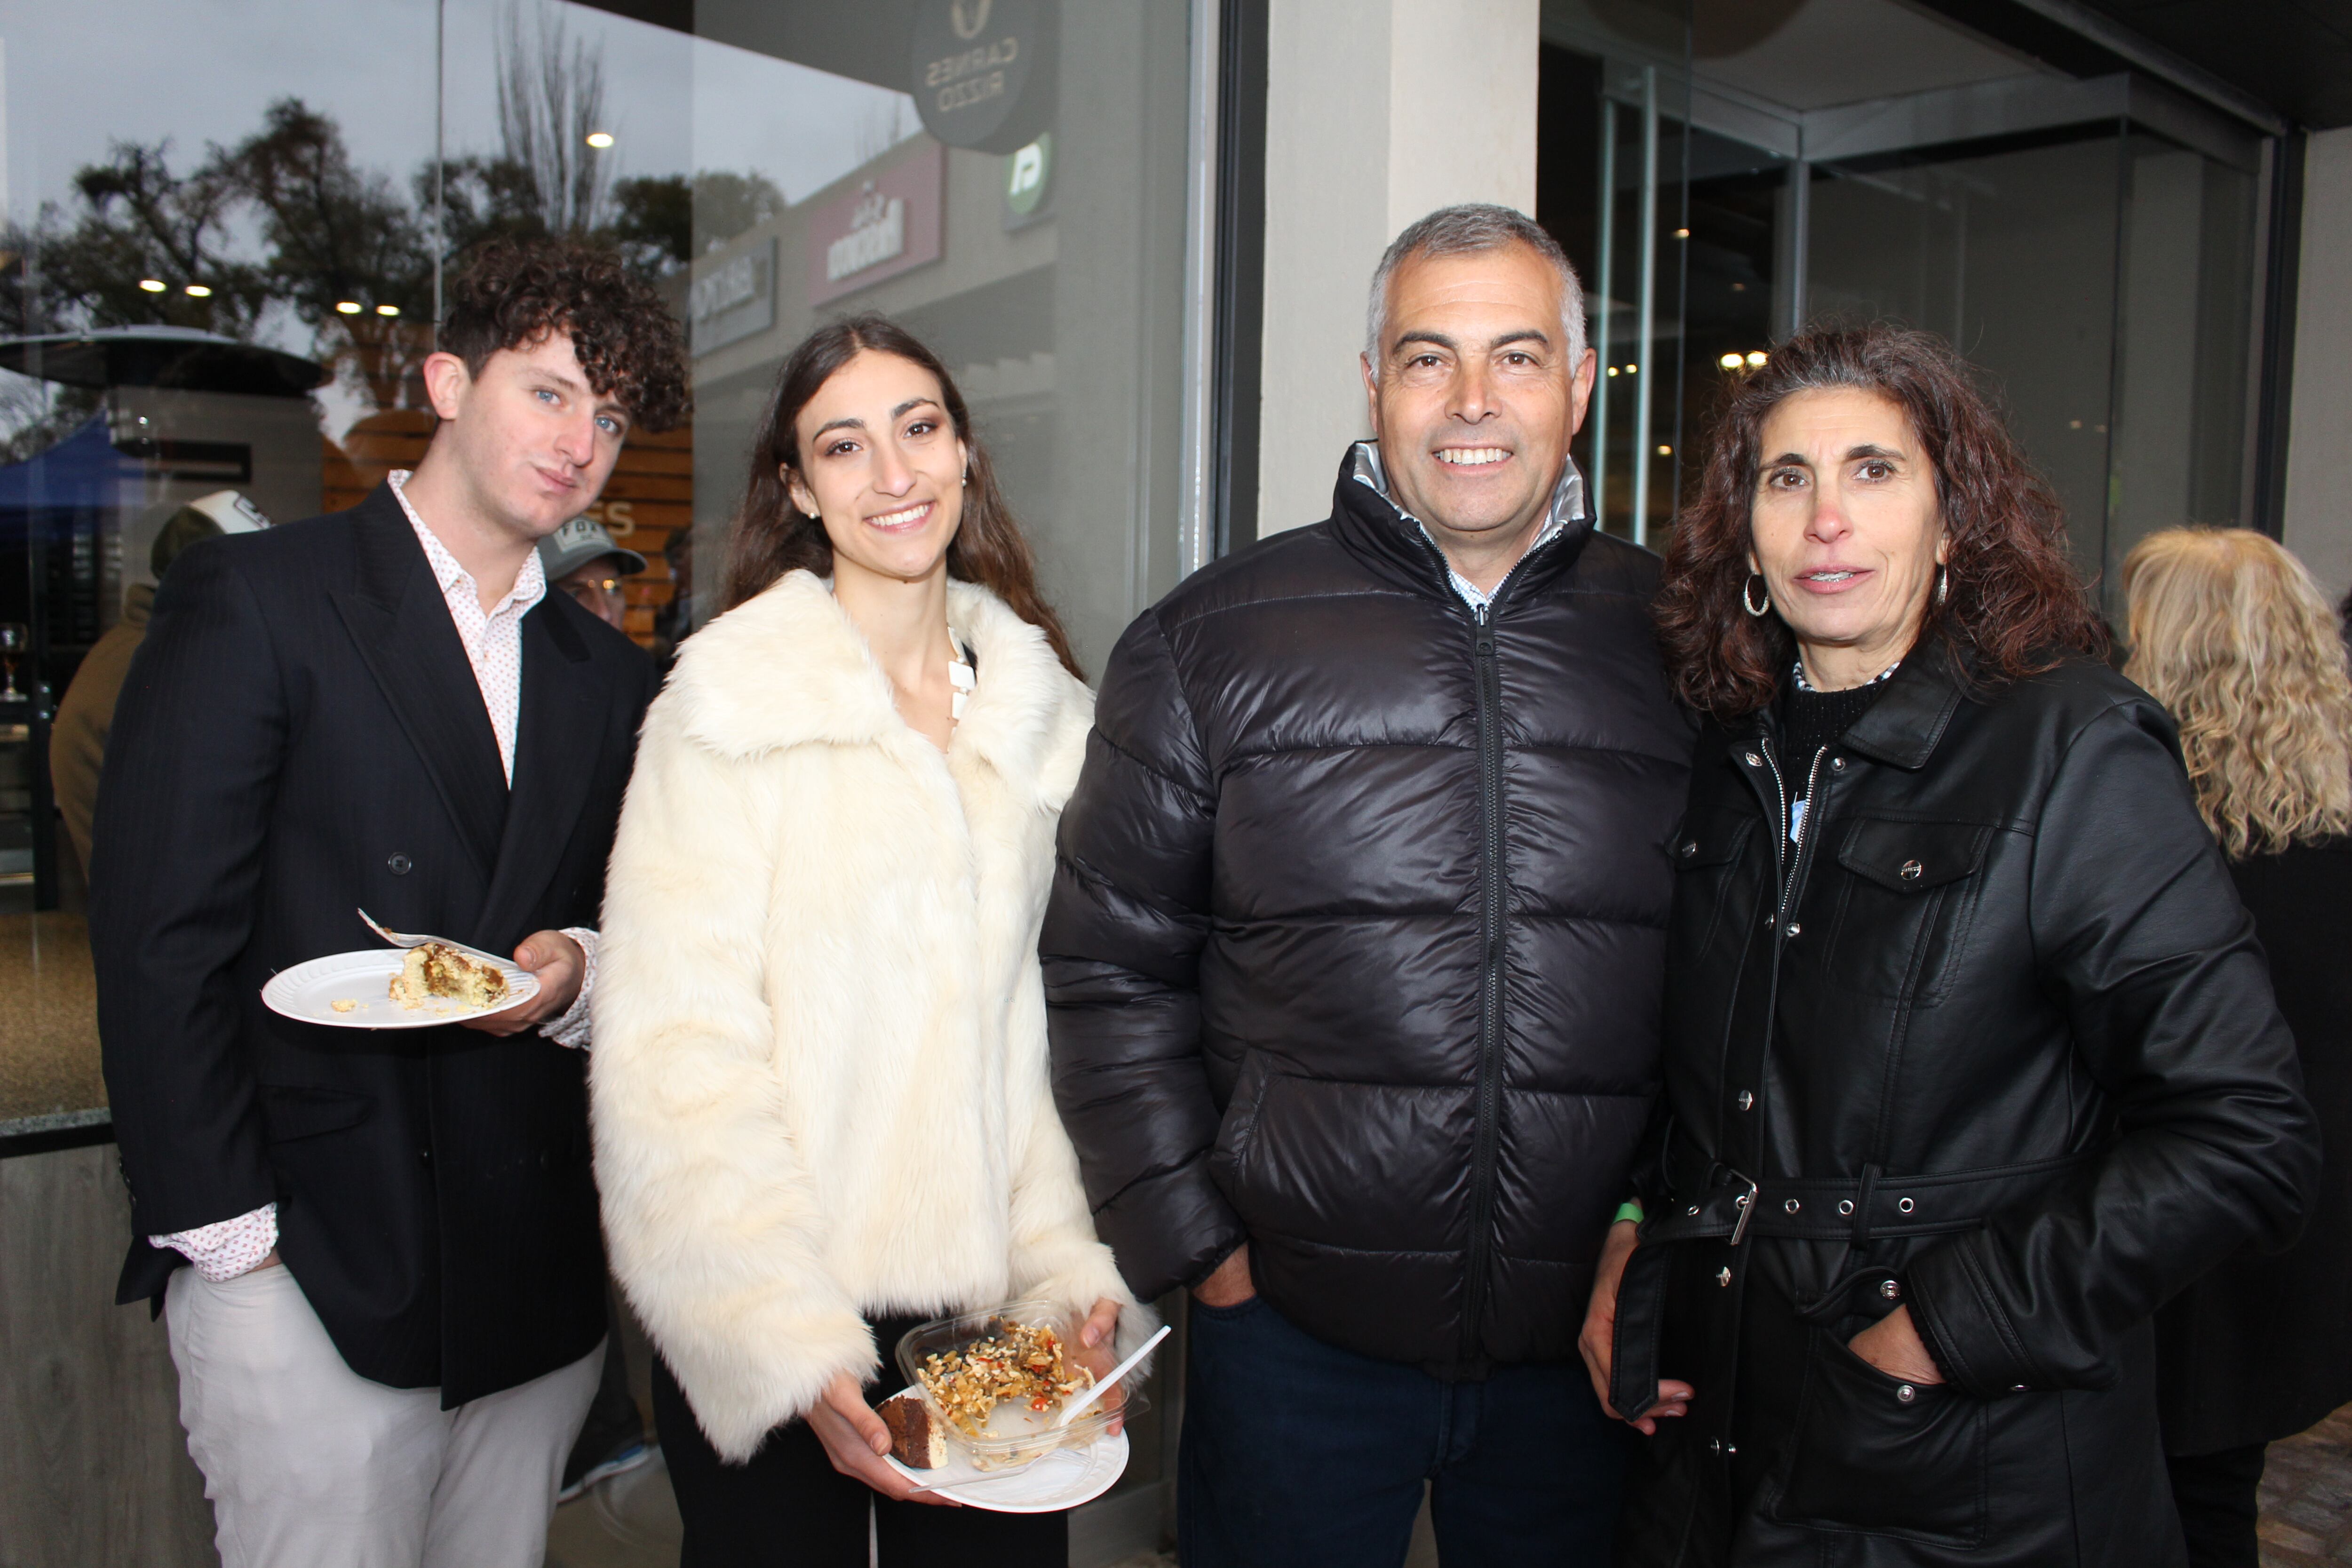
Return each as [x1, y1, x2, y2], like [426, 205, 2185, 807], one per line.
[909, 0, 1056, 154]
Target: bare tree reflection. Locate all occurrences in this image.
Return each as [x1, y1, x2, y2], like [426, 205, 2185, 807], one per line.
[0, 1, 776, 452]
[495, 0, 612, 237]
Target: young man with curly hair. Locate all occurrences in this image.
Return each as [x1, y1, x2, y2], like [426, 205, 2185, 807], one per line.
[91, 237, 689, 1568]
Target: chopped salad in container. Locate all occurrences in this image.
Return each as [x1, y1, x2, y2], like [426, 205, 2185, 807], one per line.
[892, 1300, 1144, 1472]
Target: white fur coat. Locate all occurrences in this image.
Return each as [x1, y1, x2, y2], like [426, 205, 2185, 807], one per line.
[590, 571, 1143, 1462]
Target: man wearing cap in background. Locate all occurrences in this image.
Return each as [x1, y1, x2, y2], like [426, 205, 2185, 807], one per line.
[537, 513, 645, 637]
[51, 488, 271, 880]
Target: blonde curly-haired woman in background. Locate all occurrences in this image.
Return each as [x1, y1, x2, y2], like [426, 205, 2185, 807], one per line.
[2127, 527, 2352, 1568]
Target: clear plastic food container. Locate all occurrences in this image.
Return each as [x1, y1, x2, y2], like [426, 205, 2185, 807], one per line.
[893, 1300, 1143, 1472]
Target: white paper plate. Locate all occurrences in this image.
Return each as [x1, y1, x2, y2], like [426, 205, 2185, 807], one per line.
[261, 948, 537, 1029]
[880, 1386, 1129, 1512]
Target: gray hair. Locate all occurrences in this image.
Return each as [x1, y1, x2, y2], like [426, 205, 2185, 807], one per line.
[1364, 204, 1587, 379]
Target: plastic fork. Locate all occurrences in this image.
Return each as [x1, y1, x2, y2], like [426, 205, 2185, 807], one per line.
[1054, 1323, 1173, 1429]
[355, 908, 519, 972]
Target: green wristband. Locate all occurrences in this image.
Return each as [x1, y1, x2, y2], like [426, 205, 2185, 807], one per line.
[1613, 1199, 1645, 1226]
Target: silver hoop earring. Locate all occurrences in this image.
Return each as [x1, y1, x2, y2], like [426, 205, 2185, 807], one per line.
[1936, 565, 1948, 607]
[1742, 573, 1771, 617]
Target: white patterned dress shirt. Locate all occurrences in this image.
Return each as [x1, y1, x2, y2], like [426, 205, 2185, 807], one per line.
[152, 471, 600, 1281]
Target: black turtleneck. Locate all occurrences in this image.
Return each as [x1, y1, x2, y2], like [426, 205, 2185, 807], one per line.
[1778, 677, 1888, 777]
[1773, 670, 1894, 842]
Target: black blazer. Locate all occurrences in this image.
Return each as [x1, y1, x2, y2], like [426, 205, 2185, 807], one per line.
[91, 483, 658, 1405]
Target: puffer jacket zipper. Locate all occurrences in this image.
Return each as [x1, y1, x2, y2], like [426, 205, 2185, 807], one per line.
[1394, 507, 1565, 1369]
[1461, 595, 1507, 1367]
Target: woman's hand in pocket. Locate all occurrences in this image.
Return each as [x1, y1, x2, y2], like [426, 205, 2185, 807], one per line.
[1846, 1305, 1945, 1384]
[1578, 1220, 1694, 1433]
[805, 1372, 959, 1506]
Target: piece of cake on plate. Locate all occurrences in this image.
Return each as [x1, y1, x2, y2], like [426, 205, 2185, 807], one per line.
[879, 1393, 946, 1469]
[388, 943, 509, 1011]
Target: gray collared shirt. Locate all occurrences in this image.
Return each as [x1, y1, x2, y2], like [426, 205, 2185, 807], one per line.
[1348, 441, 1589, 613]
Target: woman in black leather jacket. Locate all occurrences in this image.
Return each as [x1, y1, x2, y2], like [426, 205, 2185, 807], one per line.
[1580, 325, 2319, 1567]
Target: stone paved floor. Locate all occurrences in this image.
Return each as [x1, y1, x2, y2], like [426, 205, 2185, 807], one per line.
[548, 1412, 2352, 1566]
[2262, 1406, 2352, 1566]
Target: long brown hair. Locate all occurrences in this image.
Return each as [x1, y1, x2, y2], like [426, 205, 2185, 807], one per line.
[721, 312, 1083, 679]
[1655, 324, 2105, 718]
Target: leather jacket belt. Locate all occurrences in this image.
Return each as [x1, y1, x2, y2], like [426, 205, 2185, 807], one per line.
[1606, 1152, 2095, 1423]
[1638, 1152, 2097, 1250]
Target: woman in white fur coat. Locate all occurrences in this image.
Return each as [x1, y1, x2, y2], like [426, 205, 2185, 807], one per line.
[591, 315, 1145, 1567]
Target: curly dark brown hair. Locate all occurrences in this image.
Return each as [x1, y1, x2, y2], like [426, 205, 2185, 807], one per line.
[1655, 323, 2106, 718]
[441, 236, 691, 431]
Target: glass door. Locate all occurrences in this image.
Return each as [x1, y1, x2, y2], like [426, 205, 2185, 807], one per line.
[1539, 1, 2267, 619]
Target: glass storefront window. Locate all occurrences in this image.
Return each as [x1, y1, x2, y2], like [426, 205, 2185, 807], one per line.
[0, 0, 446, 1127]
[0, 0, 1200, 1546]
[0, 0, 1197, 1079]
[1805, 131, 2129, 573]
[1538, 1, 2267, 624]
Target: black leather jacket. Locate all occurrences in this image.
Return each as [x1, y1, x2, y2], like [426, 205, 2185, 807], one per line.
[1042, 449, 1693, 1375]
[1612, 647, 2318, 1567]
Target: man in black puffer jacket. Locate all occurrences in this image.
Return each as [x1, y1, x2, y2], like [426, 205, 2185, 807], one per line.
[1043, 205, 1694, 1567]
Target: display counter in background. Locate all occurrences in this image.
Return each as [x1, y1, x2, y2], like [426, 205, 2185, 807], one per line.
[0, 911, 104, 1146]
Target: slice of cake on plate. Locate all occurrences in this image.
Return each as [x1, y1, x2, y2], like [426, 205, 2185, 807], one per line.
[389, 943, 509, 1011]
[880, 1393, 946, 1469]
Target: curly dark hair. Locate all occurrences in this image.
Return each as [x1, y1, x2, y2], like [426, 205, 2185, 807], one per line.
[722, 312, 1083, 680]
[440, 236, 691, 431]
[1655, 323, 2106, 718]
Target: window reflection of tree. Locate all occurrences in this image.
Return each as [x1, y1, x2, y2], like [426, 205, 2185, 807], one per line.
[0, 1, 786, 460]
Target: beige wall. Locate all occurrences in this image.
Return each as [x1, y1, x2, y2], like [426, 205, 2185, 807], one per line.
[1255, 0, 1541, 537]
[2286, 125, 2352, 601]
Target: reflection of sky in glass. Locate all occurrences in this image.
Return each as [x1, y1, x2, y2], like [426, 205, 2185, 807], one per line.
[0, 0, 916, 435]
[0, 0, 441, 222]
[0, 0, 915, 249]
[439, 7, 920, 210]
[685, 35, 919, 206]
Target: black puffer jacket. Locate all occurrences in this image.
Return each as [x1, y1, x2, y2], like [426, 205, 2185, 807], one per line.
[1042, 448, 1693, 1375]
[1611, 649, 2319, 1567]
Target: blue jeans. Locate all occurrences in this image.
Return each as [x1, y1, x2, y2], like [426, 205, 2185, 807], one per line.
[1178, 1294, 1629, 1568]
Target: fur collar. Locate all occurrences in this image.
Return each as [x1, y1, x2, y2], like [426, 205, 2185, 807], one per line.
[666, 570, 1087, 802]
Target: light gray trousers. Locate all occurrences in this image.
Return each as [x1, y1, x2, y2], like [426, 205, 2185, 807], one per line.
[165, 1263, 603, 1568]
